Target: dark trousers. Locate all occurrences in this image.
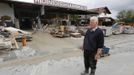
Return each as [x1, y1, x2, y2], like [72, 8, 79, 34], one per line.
[84, 51, 97, 72]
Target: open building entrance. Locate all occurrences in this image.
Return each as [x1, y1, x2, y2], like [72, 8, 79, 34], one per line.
[14, 3, 40, 30]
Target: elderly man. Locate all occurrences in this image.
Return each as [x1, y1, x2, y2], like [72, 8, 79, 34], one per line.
[81, 16, 104, 75]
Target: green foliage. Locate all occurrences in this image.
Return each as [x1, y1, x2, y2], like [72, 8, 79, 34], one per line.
[116, 10, 134, 23]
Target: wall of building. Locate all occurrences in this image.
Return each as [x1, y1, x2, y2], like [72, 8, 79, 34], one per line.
[0, 3, 15, 23]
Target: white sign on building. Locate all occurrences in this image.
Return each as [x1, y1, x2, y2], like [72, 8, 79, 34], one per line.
[34, 0, 87, 10]
[11, 0, 87, 10]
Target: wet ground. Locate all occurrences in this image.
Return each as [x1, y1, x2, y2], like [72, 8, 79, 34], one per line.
[0, 31, 134, 75]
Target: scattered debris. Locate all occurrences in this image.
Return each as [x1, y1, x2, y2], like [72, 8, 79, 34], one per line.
[112, 23, 122, 35]
[123, 26, 134, 34]
[70, 33, 81, 38]
[0, 31, 10, 38]
[0, 35, 12, 50]
[50, 26, 83, 38]
[50, 26, 70, 38]
[66, 26, 77, 33]
[77, 26, 88, 36]
[14, 47, 37, 58]
[101, 46, 110, 57]
[1, 46, 37, 62]
[111, 23, 134, 35]
[99, 26, 112, 37]
[4, 27, 32, 41]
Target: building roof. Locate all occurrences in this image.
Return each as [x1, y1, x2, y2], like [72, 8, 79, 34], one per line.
[44, 6, 98, 15]
[99, 17, 115, 22]
[1, 0, 98, 15]
[89, 6, 111, 14]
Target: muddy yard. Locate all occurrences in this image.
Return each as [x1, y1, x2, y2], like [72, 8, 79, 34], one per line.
[0, 32, 134, 75]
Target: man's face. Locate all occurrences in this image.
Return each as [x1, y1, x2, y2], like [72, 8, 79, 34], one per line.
[88, 20, 98, 29]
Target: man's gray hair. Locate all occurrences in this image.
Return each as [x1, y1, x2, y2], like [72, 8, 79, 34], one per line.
[90, 16, 98, 23]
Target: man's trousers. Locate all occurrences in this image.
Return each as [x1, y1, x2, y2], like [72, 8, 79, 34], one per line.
[84, 51, 97, 72]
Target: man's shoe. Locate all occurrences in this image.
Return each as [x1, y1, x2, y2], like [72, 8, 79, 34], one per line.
[90, 73, 95, 75]
[81, 72, 89, 75]
[81, 70, 89, 75]
[89, 69, 95, 75]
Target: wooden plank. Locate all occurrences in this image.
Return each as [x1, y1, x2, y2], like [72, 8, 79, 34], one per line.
[10, 33, 19, 49]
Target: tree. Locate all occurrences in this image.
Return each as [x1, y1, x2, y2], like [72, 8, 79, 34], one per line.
[116, 10, 134, 23]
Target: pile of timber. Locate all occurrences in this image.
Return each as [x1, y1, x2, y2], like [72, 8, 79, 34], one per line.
[50, 25, 82, 38]
[0, 33, 19, 50]
[50, 26, 70, 38]
[70, 33, 81, 38]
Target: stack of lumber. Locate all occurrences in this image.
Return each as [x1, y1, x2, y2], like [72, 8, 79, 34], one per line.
[70, 33, 81, 38]
[0, 34, 19, 50]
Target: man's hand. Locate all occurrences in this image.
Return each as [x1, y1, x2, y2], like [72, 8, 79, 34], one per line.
[95, 48, 102, 60]
[95, 53, 101, 60]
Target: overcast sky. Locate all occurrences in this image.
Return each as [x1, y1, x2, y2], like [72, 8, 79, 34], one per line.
[16, 0, 134, 18]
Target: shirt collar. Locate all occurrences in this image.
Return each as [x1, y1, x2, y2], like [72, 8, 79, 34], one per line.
[92, 26, 98, 31]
